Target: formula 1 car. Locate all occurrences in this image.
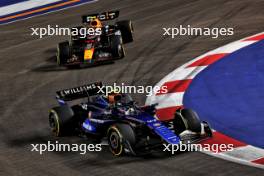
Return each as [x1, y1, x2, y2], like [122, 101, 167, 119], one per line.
[56, 10, 134, 68]
[48, 82, 212, 156]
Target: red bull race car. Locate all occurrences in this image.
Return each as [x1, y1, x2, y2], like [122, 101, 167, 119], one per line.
[57, 10, 134, 68]
[48, 82, 213, 156]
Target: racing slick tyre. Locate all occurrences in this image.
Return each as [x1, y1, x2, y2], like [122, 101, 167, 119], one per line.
[116, 20, 134, 44]
[110, 35, 125, 59]
[173, 109, 201, 135]
[107, 123, 136, 156]
[49, 105, 75, 137]
[57, 41, 70, 66]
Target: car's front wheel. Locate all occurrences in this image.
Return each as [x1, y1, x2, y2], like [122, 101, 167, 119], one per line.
[173, 108, 201, 135]
[107, 123, 136, 156]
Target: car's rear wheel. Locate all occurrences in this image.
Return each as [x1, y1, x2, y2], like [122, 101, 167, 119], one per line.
[49, 105, 74, 137]
[107, 123, 136, 156]
[116, 20, 134, 44]
[173, 108, 201, 135]
[57, 41, 71, 66]
[110, 35, 125, 59]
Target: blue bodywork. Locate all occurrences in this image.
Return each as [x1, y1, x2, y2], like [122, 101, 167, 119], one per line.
[57, 94, 181, 145]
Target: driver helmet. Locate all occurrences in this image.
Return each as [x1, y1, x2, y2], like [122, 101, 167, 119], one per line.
[89, 18, 102, 28]
[107, 92, 122, 104]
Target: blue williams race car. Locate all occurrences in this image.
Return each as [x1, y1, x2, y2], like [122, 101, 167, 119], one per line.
[49, 82, 212, 156]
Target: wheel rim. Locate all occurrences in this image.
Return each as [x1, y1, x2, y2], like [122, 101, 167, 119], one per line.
[118, 44, 122, 57]
[49, 113, 59, 136]
[110, 132, 120, 149]
[130, 21, 134, 33]
[108, 128, 123, 156]
[57, 46, 60, 65]
[117, 40, 125, 58]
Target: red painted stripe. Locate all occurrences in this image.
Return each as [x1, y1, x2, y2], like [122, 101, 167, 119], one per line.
[156, 106, 183, 121]
[244, 34, 264, 41]
[156, 79, 192, 95]
[251, 157, 264, 165]
[187, 53, 227, 67]
[200, 131, 247, 153]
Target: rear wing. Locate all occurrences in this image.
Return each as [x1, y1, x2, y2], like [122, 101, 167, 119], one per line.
[56, 82, 103, 101]
[82, 10, 119, 23]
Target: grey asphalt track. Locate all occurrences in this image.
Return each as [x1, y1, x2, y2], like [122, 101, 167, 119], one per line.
[1, 0, 264, 175]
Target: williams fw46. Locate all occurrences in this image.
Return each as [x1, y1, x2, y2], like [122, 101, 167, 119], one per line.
[48, 82, 212, 156]
[57, 10, 134, 68]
